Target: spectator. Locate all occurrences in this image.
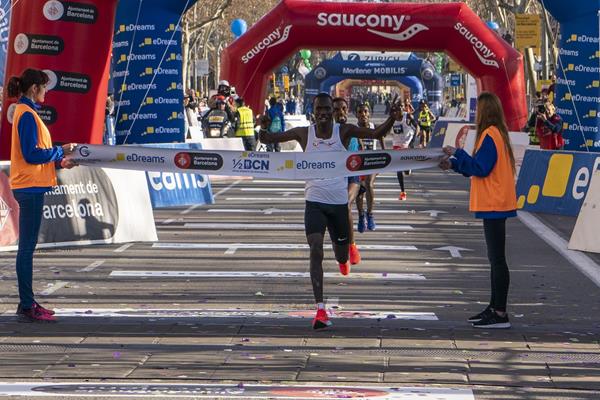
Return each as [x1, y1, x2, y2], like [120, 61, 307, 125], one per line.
[266, 97, 284, 152]
[7, 68, 78, 322]
[234, 97, 256, 151]
[526, 101, 563, 150]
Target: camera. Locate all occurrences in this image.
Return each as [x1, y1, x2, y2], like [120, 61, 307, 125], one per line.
[537, 105, 546, 114]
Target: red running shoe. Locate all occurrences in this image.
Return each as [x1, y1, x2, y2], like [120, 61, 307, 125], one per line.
[349, 243, 361, 265]
[339, 261, 351, 276]
[312, 309, 332, 330]
[34, 302, 55, 315]
[399, 192, 407, 201]
[17, 306, 57, 323]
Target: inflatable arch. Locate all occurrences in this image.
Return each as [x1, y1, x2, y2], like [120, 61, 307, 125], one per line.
[303, 51, 440, 114]
[221, 0, 527, 130]
[319, 75, 424, 104]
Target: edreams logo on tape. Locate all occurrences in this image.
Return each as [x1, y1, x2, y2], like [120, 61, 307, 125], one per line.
[232, 152, 270, 174]
[174, 152, 223, 171]
[296, 160, 336, 170]
[116, 152, 165, 164]
[346, 153, 391, 172]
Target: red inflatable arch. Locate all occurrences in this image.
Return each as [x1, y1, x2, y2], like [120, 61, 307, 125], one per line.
[221, 0, 527, 131]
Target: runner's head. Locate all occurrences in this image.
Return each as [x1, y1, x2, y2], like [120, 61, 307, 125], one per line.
[332, 97, 348, 124]
[355, 103, 370, 125]
[312, 93, 333, 126]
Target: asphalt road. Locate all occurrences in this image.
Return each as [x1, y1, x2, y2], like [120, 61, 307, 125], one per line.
[0, 115, 599, 399]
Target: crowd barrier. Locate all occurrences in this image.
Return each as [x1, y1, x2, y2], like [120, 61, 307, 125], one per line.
[569, 169, 600, 253]
[516, 149, 600, 216]
[143, 143, 214, 208]
[0, 164, 157, 252]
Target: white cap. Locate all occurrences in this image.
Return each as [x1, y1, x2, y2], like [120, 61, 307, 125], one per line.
[218, 80, 230, 87]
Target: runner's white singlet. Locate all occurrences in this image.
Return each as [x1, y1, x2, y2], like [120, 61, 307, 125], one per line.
[305, 123, 348, 205]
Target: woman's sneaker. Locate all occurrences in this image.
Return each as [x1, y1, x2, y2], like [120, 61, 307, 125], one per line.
[16, 306, 57, 323]
[467, 307, 493, 323]
[34, 302, 55, 315]
[472, 312, 511, 329]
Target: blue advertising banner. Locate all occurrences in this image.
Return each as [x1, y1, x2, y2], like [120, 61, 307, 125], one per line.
[450, 74, 461, 87]
[516, 149, 600, 216]
[543, 0, 600, 152]
[143, 143, 213, 208]
[428, 120, 450, 148]
[0, 0, 11, 84]
[112, 0, 196, 145]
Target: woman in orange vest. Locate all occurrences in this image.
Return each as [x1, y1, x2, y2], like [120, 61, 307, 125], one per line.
[440, 92, 517, 329]
[7, 69, 78, 322]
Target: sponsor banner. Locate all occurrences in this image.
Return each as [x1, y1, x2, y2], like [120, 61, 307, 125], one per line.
[112, 0, 193, 144]
[0, 0, 119, 160]
[0, 0, 10, 83]
[0, 168, 18, 246]
[0, 164, 156, 252]
[0, 383, 475, 399]
[143, 143, 213, 208]
[543, 1, 600, 151]
[516, 149, 600, 216]
[431, 121, 475, 150]
[68, 145, 445, 179]
[304, 51, 436, 113]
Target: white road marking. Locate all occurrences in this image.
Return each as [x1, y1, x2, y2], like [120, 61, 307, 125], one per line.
[152, 243, 419, 253]
[114, 243, 133, 253]
[0, 383, 473, 399]
[240, 187, 417, 193]
[519, 211, 600, 289]
[162, 218, 175, 225]
[433, 246, 473, 258]
[225, 197, 432, 202]
[50, 308, 438, 320]
[181, 179, 242, 215]
[419, 210, 447, 217]
[206, 208, 414, 215]
[78, 260, 105, 272]
[40, 281, 69, 296]
[213, 179, 243, 198]
[184, 222, 414, 231]
[109, 271, 426, 280]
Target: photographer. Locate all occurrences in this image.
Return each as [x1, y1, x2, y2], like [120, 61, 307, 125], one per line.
[525, 102, 563, 150]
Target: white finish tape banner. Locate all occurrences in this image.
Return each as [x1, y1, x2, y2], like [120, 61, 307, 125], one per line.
[69, 145, 444, 179]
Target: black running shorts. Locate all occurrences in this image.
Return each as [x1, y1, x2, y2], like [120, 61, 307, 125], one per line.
[304, 201, 350, 246]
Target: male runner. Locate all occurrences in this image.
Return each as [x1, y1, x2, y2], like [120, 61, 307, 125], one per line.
[355, 103, 385, 232]
[259, 93, 401, 329]
[332, 97, 361, 266]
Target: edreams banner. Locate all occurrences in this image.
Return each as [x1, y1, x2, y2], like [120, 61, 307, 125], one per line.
[143, 143, 214, 208]
[0, 0, 119, 160]
[516, 149, 600, 216]
[112, 0, 194, 145]
[543, 0, 600, 152]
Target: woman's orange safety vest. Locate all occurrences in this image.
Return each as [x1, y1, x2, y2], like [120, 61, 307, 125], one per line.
[469, 126, 517, 212]
[10, 103, 58, 189]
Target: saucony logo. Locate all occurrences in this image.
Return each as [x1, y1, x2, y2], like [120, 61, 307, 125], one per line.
[317, 12, 428, 42]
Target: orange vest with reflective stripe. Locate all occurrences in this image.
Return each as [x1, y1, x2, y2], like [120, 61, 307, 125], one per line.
[10, 103, 57, 189]
[469, 126, 517, 212]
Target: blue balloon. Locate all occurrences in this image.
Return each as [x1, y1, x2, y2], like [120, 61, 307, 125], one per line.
[486, 21, 500, 31]
[231, 19, 247, 37]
